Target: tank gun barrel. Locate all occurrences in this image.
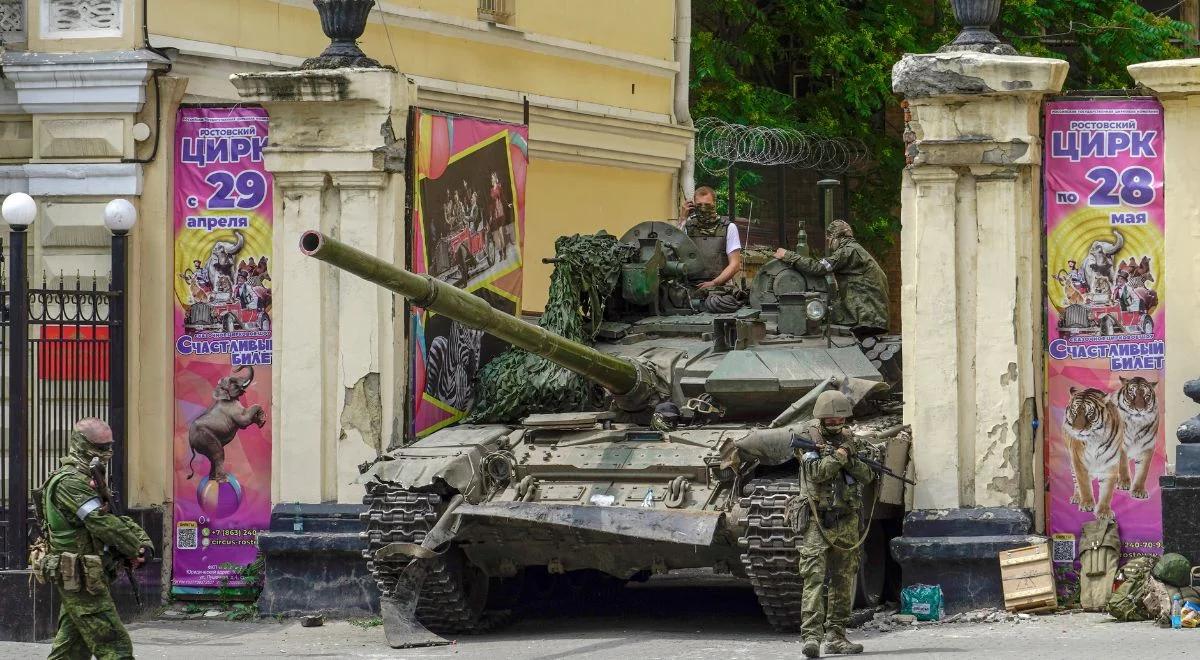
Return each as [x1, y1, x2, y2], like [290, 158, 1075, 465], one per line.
[299, 231, 640, 397]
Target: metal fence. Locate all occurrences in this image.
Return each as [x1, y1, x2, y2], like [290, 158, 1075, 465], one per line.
[0, 231, 126, 569]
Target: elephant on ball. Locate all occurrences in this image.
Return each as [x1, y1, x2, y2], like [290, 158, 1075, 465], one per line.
[187, 365, 266, 482]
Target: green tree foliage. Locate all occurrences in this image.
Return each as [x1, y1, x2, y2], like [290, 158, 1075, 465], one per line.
[692, 0, 1189, 250]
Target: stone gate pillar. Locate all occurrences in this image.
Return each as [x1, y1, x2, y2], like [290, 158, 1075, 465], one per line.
[1127, 60, 1200, 469]
[890, 51, 1067, 612]
[228, 68, 413, 616]
[1128, 59, 1200, 565]
[230, 69, 413, 506]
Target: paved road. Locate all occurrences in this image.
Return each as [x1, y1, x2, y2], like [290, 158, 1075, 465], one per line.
[2, 576, 1194, 659]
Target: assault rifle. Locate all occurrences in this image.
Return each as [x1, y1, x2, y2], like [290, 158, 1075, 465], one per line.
[789, 433, 916, 485]
[88, 457, 142, 607]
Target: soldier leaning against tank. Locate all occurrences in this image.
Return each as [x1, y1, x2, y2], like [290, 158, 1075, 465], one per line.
[774, 219, 889, 338]
[31, 417, 154, 660]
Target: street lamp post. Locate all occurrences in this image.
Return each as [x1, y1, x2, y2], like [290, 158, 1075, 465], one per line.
[104, 199, 137, 504]
[3, 192, 35, 569]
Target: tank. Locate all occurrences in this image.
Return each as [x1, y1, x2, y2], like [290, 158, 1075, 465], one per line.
[299, 223, 908, 643]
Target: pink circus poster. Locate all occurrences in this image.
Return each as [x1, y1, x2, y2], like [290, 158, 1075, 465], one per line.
[408, 110, 528, 439]
[1043, 98, 1166, 601]
[171, 107, 274, 591]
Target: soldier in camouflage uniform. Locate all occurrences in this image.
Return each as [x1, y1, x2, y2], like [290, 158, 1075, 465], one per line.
[34, 418, 153, 660]
[795, 391, 874, 657]
[774, 220, 889, 337]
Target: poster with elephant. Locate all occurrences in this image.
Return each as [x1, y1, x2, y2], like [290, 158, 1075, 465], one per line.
[171, 107, 273, 592]
[408, 110, 528, 438]
[1043, 98, 1166, 604]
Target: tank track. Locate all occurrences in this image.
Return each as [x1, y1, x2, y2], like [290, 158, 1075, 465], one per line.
[361, 483, 504, 633]
[739, 477, 805, 632]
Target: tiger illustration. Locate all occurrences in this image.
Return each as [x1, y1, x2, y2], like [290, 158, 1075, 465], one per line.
[1113, 376, 1160, 500]
[424, 321, 484, 411]
[1063, 387, 1126, 519]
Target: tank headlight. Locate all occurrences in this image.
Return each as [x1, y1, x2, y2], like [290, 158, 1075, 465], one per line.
[806, 300, 826, 321]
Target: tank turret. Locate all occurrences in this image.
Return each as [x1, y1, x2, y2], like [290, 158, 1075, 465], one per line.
[299, 230, 666, 411]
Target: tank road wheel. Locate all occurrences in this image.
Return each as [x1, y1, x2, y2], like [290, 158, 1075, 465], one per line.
[739, 478, 804, 632]
[362, 483, 514, 633]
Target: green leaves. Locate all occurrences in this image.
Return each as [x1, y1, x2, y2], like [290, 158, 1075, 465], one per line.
[691, 0, 1191, 252]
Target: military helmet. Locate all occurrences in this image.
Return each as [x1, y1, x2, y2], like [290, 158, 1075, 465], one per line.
[813, 391, 853, 419]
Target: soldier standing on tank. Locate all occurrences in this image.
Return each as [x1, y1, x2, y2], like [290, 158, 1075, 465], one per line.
[795, 391, 874, 658]
[774, 219, 889, 337]
[34, 417, 154, 660]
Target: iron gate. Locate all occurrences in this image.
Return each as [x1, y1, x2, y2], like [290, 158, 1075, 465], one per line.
[0, 232, 127, 569]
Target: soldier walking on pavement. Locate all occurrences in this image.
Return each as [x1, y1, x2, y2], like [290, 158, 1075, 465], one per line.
[795, 391, 874, 657]
[31, 417, 154, 660]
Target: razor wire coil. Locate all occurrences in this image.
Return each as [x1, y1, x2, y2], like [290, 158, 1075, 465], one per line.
[694, 117, 868, 174]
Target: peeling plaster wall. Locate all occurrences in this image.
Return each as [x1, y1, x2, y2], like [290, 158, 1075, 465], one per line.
[895, 52, 1064, 518]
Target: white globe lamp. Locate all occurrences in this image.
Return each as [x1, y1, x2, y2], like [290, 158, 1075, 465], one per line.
[2, 192, 37, 228]
[103, 199, 138, 235]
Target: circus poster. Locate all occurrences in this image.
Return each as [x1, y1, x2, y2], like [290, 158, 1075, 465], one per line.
[171, 107, 274, 591]
[1043, 98, 1166, 602]
[408, 110, 528, 439]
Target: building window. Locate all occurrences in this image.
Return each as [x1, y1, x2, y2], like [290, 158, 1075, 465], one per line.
[0, 0, 25, 44]
[42, 0, 122, 39]
[478, 0, 514, 25]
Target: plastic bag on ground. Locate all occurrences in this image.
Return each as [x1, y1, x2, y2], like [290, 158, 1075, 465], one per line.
[900, 583, 944, 621]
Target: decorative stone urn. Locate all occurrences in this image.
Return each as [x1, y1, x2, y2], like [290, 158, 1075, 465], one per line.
[301, 0, 384, 70]
[940, 0, 1017, 55]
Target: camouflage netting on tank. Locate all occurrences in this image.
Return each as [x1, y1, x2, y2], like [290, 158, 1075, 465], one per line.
[469, 233, 636, 423]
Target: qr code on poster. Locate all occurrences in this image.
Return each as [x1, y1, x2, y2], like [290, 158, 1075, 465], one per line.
[1052, 533, 1076, 563]
[177, 521, 198, 550]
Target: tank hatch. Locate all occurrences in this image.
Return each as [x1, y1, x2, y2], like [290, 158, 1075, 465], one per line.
[521, 412, 616, 430]
[705, 346, 883, 418]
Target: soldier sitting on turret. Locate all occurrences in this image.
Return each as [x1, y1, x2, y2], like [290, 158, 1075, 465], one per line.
[678, 186, 742, 291]
[774, 220, 889, 338]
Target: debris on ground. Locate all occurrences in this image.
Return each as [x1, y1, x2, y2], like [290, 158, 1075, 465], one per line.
[856, 607, 1046, 633]
[300, 615, 325, 628]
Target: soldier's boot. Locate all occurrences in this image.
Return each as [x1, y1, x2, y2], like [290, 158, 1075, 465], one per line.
[824, 631, 863, 655]
[802, 639, 822, 658]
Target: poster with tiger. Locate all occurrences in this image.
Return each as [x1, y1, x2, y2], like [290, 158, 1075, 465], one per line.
[1043, 98, 1166, 605]
[407, 110, 528, 439]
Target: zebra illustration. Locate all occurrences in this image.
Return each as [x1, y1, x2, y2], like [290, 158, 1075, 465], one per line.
[424, 321, 484, 411]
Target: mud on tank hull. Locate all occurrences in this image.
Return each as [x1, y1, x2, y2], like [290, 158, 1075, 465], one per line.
[360, 419, 907, 634]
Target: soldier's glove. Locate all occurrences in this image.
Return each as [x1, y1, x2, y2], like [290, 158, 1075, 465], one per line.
[135, 544, 154, 568]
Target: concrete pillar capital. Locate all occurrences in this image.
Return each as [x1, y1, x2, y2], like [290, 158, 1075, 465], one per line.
[274, 172, 328, 191]
[906, 166, 959, 184]
[331, 172, 389, 190]
[1129, 59, 1200, 98]
[970, 165, 1020, 181]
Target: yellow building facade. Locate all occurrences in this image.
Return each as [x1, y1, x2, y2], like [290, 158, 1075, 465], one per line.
[0, 0, 691, 510]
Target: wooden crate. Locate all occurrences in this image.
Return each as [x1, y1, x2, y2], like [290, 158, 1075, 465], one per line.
[999, 543, 1057, 613]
